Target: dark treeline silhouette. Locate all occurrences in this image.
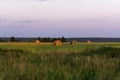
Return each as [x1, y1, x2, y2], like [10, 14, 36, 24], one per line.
[10, 36, 16, 42]
[1, 37, 120, 42]
[0, 38, 5, 42]
[36, 36, 66, 42]
[0, 36, 67, 42]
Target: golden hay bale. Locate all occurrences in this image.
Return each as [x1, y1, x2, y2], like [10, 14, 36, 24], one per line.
[54, 40, 62, 46]
[36, 40, 40, 44]
[87, 40, 92, 44]
[71, 40, 77, 45]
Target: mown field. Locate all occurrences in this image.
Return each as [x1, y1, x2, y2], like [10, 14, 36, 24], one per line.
[0, 42, 120, 80]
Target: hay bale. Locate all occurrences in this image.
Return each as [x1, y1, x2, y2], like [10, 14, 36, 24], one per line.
[71, 40, 77, 45]
[36, 40, 40, 44]
[54, 40, 62, 46]
[87, 40, 92, 44]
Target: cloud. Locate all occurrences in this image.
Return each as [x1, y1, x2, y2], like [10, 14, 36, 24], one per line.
[37, 0, 47, 1]
[19, 0, 48, 1]
[19, 20, 46, 23]
[0, 0, 48, 1]
[0, 18, 2, 21]
[0, 18, 5, 22]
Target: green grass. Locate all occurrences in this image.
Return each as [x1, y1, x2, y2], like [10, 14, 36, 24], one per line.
[0, 42, 120, 80]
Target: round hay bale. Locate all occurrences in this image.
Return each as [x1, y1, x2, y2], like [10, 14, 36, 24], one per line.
[54, 40, 62, 46]
[36, 40, 40, 44]
[71, 40, 77, 45]
[87, 40, 92, 44]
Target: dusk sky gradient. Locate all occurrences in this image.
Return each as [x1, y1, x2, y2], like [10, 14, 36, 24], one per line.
[0, 0, 120, 37]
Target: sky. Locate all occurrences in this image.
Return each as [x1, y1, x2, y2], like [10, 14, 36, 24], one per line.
[0, 0, 120, 37]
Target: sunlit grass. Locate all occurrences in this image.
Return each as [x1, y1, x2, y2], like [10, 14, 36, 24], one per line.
[0, 42, 120, 80]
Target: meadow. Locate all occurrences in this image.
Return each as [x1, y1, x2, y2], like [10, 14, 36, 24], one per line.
[0, 42, 120, 80]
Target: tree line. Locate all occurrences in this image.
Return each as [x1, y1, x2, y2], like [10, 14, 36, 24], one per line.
[0, 36, 67, 42]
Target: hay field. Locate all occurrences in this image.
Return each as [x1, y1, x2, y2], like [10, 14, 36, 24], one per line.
[0, 42, 120, 80]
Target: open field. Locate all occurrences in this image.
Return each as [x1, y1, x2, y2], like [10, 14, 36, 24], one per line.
[0, 42, 120, 80]
[1, 42, 120, 53]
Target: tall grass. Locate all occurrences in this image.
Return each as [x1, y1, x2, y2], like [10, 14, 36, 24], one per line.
[0, 45, 119, 80]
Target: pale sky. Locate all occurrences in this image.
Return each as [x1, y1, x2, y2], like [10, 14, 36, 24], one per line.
[0, 0, 120, 37]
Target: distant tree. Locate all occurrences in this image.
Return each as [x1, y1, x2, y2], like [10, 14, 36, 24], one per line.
[0, 38, 3, 42]
[10, 36, 16, 42]
[52, 37, 66, 42]
[61, 36, 66, 42]
[46, 37, 51, 42]
[36, 37, 41, 41]
[52, 38, 58, 42]
[42, 37, 51, 42]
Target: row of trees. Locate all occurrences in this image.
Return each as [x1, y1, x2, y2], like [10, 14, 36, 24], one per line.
[36, 37, 66, 42]
[0, 36, 17, 42]
[0, 36, 67, 42]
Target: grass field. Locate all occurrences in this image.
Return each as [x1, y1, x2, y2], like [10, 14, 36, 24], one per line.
[0, 42, 120, 80]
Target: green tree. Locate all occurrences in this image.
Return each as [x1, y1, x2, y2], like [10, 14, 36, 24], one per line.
[61, 36, 66, 42]
[42, 37, 51, 42]
[10, 36, 16, 42]
[0, 38, 3, 42]
[36, 37, 41, 41]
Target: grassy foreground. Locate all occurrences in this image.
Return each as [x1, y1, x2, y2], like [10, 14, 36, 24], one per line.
[0, 42, 120, 80]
